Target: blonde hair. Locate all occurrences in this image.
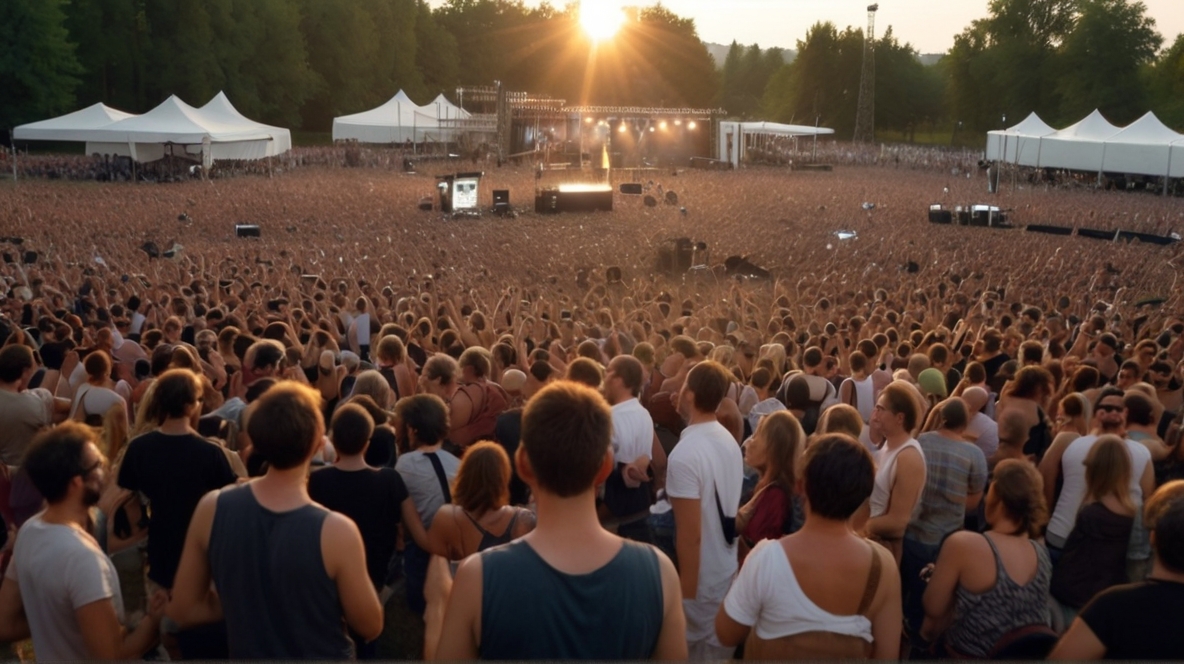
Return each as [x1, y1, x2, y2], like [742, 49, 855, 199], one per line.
[754, 411, 806, 490]
[1084, 435, 1135, 514]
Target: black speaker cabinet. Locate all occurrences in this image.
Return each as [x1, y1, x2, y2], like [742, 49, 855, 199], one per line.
[235, 224, 261, 238]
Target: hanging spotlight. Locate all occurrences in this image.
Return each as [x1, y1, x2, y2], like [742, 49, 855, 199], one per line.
[688, 121, 698, 130]
[659, 121, 668, 130]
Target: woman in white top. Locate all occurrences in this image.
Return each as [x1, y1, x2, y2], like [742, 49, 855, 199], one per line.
[69, 351, 128, 431]
[716, 434, 901, 659]
[862, 381, 926, 565]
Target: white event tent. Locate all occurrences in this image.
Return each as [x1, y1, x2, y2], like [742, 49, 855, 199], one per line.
[12, 103, 136, 142]
[987, 109, 1183, 179]
[332, 90, 465, 143]
[985, 112, 1056, 164]
[718, 121, 835, 168]
[13, 93, 290, 164]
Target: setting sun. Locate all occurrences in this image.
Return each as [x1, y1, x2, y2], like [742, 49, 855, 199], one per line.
[580, 2, 625, 42]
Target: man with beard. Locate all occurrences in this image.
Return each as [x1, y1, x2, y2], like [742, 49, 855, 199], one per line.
[0, 423, 166, 659]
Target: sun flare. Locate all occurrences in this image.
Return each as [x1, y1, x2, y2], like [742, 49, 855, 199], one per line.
[580, 2, 625, 43]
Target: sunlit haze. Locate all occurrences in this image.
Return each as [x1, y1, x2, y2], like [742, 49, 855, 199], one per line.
[580, 1, 626, 42]
[433, 0, 1184, 55]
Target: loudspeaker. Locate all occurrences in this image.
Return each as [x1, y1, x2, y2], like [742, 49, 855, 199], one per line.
[619, 183, 643, 195]
[235, 224, 261, 238]
[928, 205, 952, 224]
[535, 189, 560, 214]
[493, 190, 510, 205]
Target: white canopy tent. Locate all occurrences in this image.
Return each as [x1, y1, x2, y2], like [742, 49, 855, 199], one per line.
[198, 91, 292, 157]
[718, 121, 835, 168]
[1035, 110, 1122, 173]
[1174, 139, 1184, 179]
[332, 90, 446, 143]
[84, 95, 275, 163]
[985, 112, 1056, 163]
[12, 103, 136, 142]
[1100, 112, 1184, 178]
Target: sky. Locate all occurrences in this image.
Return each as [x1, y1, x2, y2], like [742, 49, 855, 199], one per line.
[432, 0, 1184, 55]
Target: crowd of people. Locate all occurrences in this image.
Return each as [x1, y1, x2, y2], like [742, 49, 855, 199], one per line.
[0, 157, 1183, 660]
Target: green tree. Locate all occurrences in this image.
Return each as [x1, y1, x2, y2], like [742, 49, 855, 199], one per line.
[140, 0, 221, 106]
[415, 0, 461, 96]
[761, 22, 862, 135]
[63, 0, 147, 112]
[1054, 0, 1161, 124]
[0, 0, 82, 131]
[1148, 33, 1184, 128]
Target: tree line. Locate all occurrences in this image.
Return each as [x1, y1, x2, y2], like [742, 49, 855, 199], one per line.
[2, 0, 1181, 143]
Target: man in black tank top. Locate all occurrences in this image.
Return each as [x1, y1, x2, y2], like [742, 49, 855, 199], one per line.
[433, 382, 687, 660]
[167, 383, 383, 659]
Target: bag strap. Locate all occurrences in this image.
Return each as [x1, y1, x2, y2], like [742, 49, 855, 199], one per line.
[73, 388, 90, 422]
[424, 452, 452, 504]
[713, 482, 736, 546]
[857, 541, 883, 615]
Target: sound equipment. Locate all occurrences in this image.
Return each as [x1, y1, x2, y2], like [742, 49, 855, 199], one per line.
[619, 183, 643, 195]
[235, 224, 261, 238]
[535, 186, 613, 213]
[928, 204, 952, 224]
[1026, 225, 1074, 236]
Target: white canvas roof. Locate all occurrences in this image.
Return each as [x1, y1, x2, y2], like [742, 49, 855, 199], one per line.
[427, 94, 470, 121]
[82, 95, 275, 163]
[718, 121, 835, 167]
[1101, 112, 1183, 177]
[1036, 110, 1122, 171]
[985, 112, 1056, 162]
[13, 103, 136, 142]
[332, 90, 443, 143]
[198, 91, 292, 156]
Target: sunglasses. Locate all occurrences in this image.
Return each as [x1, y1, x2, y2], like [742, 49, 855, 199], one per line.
[1096, 404, 1124, 413]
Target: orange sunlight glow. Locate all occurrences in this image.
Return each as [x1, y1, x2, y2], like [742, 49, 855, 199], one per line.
[580, 2, 625, 43]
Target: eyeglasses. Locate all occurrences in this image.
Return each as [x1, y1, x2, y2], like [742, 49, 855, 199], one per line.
[1096, 404, 1124, 413]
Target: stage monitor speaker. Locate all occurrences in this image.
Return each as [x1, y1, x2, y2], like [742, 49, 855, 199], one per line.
[493, 189, 510, 205]
[928, 205, 952, 224]
[619, 183, 643, 195]
[535, 189, 560, 214]
[235, 224, 261, 238]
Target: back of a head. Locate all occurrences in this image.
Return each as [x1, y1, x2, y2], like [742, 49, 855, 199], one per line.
[250, 339, 285, 372]
[1145, 480, 1184, 573]
[153, 369, 202, 421]
[1123, 391, 1155, 427]
[423, 354, 459, 385]
[394, 394, 450, 449]
[1085, 435, 1133, 510]
[802, 346, 823, 369]
[632, 342, 655, 367]
[1010, 365, 1053, 400]
[937, 398, 969, 432]
[784, 374, 811, 410]
[459, 346, 490, 379]
[802, 434, 874, 520]
[818, 404, 863, 439]
[565, 357, 604, 389]
[669, 335, 698, 359]
[756, 410, 806, 487]
[964, 362, 986, 385]
[907, 353, 931, 380]
[376, 335, 405, 364]
[247, 382, 324, 471]
[917, 368, 948, 399]
[848, 350, 868, 374]
[352, 369, 392, 406]
[22, 422, 95, 504]
[0, 344, 35, 382]
[528, 360, 554, 384]
[453, 441, 512, 514]
[612, 355, 644, 397]
[521, 381, 611, 498]
[963, 386, 988, 414]
[685, 360, 731, 413]
[330, 402, 375, 456]
[84, 350, 111, 381]
[990, 459, 1047, 538]
[997, 408, 1029, 447]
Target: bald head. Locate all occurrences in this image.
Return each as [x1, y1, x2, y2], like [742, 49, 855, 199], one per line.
[963, 386, 989, 415]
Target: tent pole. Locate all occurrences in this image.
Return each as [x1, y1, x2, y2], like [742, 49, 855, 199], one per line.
[9, 131, 17, 183]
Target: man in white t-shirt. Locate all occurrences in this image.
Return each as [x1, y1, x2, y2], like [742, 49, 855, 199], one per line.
[1044, 387, 1155, 557]
[603, 355, 657, 542]
[667, 361, 744, 659]
[0, 423, 165, 659]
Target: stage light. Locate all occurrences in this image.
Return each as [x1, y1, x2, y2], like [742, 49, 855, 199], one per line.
[618, 124, 627, 133]
[659, 121, 668, 130]
[581, 2, 625, 42]
[674, 119, 682, 126]
[649, 126, 655, 132]
[688, 121, 697, 130]
[585, 117, 593, 124]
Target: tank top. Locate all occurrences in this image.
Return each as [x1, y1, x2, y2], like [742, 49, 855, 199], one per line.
[946, 534, 1052, 658]
[842, 375, 875, 424]
[479, 540, 664, 659]
[869, 438, 923, 519]
[208, 485, 352, 659]
[464, 509, 521, 553]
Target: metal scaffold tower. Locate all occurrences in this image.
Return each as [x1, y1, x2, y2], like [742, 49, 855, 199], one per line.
[853, 3, 878, 143]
